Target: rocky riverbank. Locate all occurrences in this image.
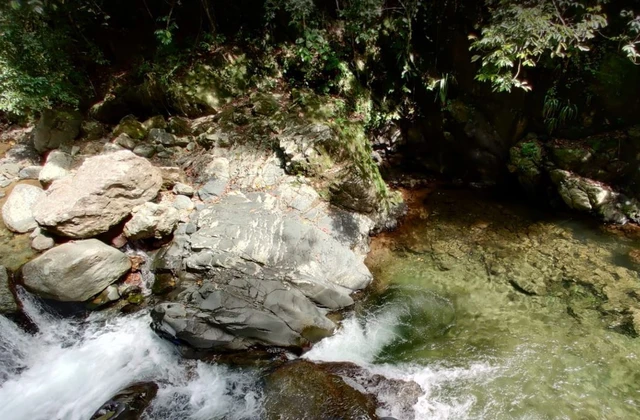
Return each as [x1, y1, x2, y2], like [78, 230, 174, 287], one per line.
[0, 89, 403, 359]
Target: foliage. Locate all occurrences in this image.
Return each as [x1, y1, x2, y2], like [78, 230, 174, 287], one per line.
[543, 86, 578, 133]
[471, 0, 609, 92]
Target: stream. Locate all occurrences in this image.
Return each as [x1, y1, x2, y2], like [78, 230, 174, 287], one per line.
[2, 187, 640, 419]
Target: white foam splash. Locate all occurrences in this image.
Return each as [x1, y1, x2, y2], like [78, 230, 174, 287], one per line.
[0, 290, 262, 420]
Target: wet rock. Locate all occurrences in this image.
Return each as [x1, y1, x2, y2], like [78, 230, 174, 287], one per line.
[33, 109, 82, 153]
[2, 184, 44, 233]
[33, 150, 162, 238]
[151, 273, 176, 295]
[18, 166, 42, 180]
[0, 266, 17, 313]
[113, 116, 147, 140]
[22, 239, 131, 302]
[263, 360, 378, 420]
[39, 150, 72, 186]
[124, 202, 180, 240]
[91, 382, 158, 420]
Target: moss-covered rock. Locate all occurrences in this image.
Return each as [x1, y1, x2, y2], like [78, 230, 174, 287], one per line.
[113, 116, 147, 140]
[263, 360, 378, 420]
[508, 136, 545, 195]
[142, 115, 167, 131]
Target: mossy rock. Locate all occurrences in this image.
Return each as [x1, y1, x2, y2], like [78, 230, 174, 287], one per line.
[263, 360, 377, 420]
[113, 116, 147, 140]
[167, 116, 192, 136]
[508, 138, 544, 194]
[33, 109, 83, 153]
[142, 115, 167, 131]
[252, 93, 280, 116]
[549, 146, 591, 171]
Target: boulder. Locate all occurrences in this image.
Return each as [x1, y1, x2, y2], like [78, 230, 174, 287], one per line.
[0, 266, 17, 313]
[148, 128, 176, 146]
[167, 116, 191, 136]
[124, 202, 180, 240]
[33, 109, 82, 153]
[80, 120, 107, 140]
[21, 239, 131, 302]
[33, 150, 162, 238]
[263, 360, 378, 420]
[91, 382, 158, 420]
[172, 182, 194, 197]
[132, 144, 156, 158]
[151, 192, 372, 351]
[39, 150, 72, 186]
[2, 184, 44, 233]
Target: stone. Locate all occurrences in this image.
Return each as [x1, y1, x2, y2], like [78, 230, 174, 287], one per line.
[89, 285, 120, 308]
[263, 360, 377, 420]
[252, 93, 279, 116]
[0, 266, 17, 313]
[33, 109, 82, 153]
[158, 167, 187, 189]
[167, 116, 191, 136]
[33, 150, 162, 238]
[133, 144, 156, 158]
[197, 178, 228, 200]
[18, 166, 42, 180]
[172, 195, 194, 212]
[142, 115, 167, 131]
[2, 184, 44, 233]
[103, 143, 124, 153]
[114, 133, 137, 150]
[151, 273, 176, 295]
[31, 234, 55, 251]
[80, 120, 106, 140]
[21, 239, 131, 302]
[151, 192, 373, 351]
[172, 182, 194, 196]
[39, 150, 72, 185]
[148, 128, 177, 147]
[124, 202, 180, 240]
[113, 115, 147, 140]
[91, 382, 158, 420]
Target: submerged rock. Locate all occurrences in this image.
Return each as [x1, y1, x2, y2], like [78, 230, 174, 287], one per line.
[33, 150, 162, 238]
[263, 360, 378, 420]
[91, 382, 158, 420]
[2, 184, 44, 233]
[21, 239, 131, 302]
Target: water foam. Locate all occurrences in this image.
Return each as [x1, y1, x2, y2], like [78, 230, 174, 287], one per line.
[0, 290, 262, 420]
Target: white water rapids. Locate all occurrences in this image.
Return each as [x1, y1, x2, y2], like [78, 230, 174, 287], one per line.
[0, 288, 500, 420]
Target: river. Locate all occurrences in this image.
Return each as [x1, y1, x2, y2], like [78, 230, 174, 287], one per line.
[1, 187, 640, 419]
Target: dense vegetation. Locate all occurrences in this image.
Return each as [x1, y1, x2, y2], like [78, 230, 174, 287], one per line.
[1, 0, 640, 136]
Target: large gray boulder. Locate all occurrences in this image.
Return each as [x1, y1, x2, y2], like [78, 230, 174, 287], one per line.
[33, 109, 82, 153]
[2, 184, 44, 233]
[33, 150, 163, 238]
[21, 239, 131, 302]
[151, 191, 373, 351]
